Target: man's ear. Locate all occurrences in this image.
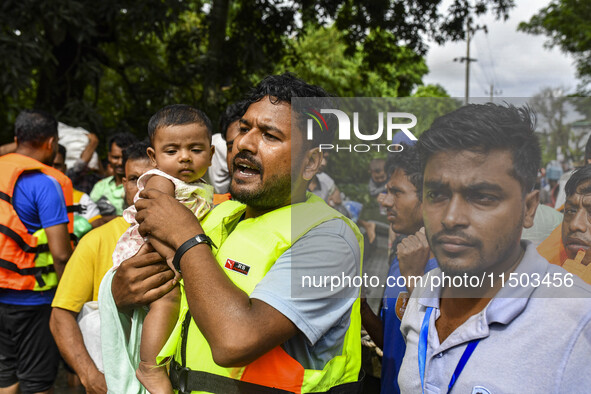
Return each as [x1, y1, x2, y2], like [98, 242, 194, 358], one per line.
[146, 147, 157, 167]
[302, 148, 323, 181]
[523, 189, 540, 229]
[43, 136, 57, 159]
[45, 136, 56, 149]
[208, 144, 215, 167]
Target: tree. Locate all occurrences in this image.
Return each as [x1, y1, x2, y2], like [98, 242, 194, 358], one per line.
[530, 88, 570, 164]
[527, 87, 591, 166]
[0, 0, 515, 144]
[274, 25, 428, 97]
[518, 0, 591, 93]
[0, 0, 190, 142]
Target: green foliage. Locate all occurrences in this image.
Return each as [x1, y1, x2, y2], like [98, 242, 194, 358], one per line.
[412, 84, 449, 98]
[0, 0, 514, 149]
[530, 88, 571, 164]
[529, 88, 591, 166]
[328, 0, 514, 56]
[519, 0, 591, 93]
[324, 96, 461, 204]
[273, 25, 455, 204]
[0, 0, 191, 144]
[275, 25, 427, 97]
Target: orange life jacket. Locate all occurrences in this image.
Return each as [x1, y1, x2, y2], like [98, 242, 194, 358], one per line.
[0, 153, 74, 290]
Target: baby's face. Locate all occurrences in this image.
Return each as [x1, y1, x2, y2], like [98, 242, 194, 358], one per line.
[148, 123, 213, 183]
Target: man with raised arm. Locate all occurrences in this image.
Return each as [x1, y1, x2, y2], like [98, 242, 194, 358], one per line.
[104, 74, 364, 393]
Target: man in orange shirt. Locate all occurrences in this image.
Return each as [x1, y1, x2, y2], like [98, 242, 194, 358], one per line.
[538, 165, 591, 266]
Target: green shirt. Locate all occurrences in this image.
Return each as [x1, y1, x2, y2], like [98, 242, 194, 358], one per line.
[89, 176, 125, 215]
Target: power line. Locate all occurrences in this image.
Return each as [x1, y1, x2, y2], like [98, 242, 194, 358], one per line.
[472, 39, 492, 94]
[454, 16, 487, 104]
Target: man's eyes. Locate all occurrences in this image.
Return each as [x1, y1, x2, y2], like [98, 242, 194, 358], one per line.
[425, 189, 499, 205]
[564, 207, 577, 215]
[469, 193, 498, 203]
[263, 132, 279, 141]
[425, 190, 445, 201]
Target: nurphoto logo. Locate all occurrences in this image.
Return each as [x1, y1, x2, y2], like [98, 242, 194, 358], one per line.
[306, 108, 417, 153]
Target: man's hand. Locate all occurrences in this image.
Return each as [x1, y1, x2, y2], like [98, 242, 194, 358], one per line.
[50, 308, 107, 394]
[397, 227, 431, 294]
[135, 190, 299, 367]
[136, 189, 202, 250]
[80, 133, 100, 164]
[111, 243, 175, 310]
[80, 368, 107, 394]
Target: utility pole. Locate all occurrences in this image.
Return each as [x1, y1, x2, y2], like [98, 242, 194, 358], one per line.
[485, 83, 502, 102]
[454, 17, 486, 105]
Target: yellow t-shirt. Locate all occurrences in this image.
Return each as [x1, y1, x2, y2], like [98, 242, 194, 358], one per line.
[52, 216, 128, 313]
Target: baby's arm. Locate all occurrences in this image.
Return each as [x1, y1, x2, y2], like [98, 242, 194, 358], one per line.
[144, 173, 175, 197]
[142, 175, 179, 277]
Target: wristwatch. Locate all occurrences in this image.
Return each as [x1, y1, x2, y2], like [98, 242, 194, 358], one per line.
[172, 234, 216, 274]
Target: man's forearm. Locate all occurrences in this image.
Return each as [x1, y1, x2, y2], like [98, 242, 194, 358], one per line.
[180, 242, 297, 367]
[53, 257, 68, 281]
[360, 299, 384, 350]
[45, 223, 73, 281]
[133, 191, 298, 366]
[80, 133, 99, 164]
[49, 308, 106, 392]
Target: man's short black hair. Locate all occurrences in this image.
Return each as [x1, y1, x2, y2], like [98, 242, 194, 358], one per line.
[148, 104, 212, 144]
[14, 109, 58, 146]
[122, 140, 150, 168]
[418, 103, 541, 194]
[107, 132, 138, 153]
[57, 144, 66, 158]
[244, 72, 334, 148]
[565, 165, 591, 198]
[219, 101, 248, 140]
[386, 144, 423, 201]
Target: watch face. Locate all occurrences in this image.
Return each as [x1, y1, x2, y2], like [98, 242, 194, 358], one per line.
[195, 235, 207, 244]
[194, 234, 214, 248]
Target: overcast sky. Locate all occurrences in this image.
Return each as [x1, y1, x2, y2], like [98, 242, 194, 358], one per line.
[423, 0, 579, 100]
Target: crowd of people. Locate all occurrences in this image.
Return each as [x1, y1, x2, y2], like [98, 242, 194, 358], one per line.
[0, 72, 590, 394]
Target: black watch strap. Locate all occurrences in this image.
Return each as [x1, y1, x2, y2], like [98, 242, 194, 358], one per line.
[172, 234, 216, 274]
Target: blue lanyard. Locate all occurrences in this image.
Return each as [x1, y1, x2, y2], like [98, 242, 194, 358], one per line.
[418, 306, 481, 393]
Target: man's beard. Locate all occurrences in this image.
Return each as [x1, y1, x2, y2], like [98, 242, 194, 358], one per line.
[230, 174, 292, 212]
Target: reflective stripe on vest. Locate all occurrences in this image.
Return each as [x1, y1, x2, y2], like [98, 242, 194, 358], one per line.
[165, 193, 364, 393]
[0, 153, 74, 291]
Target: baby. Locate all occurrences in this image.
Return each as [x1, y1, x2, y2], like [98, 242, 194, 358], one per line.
[111, 104, 214, 393]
